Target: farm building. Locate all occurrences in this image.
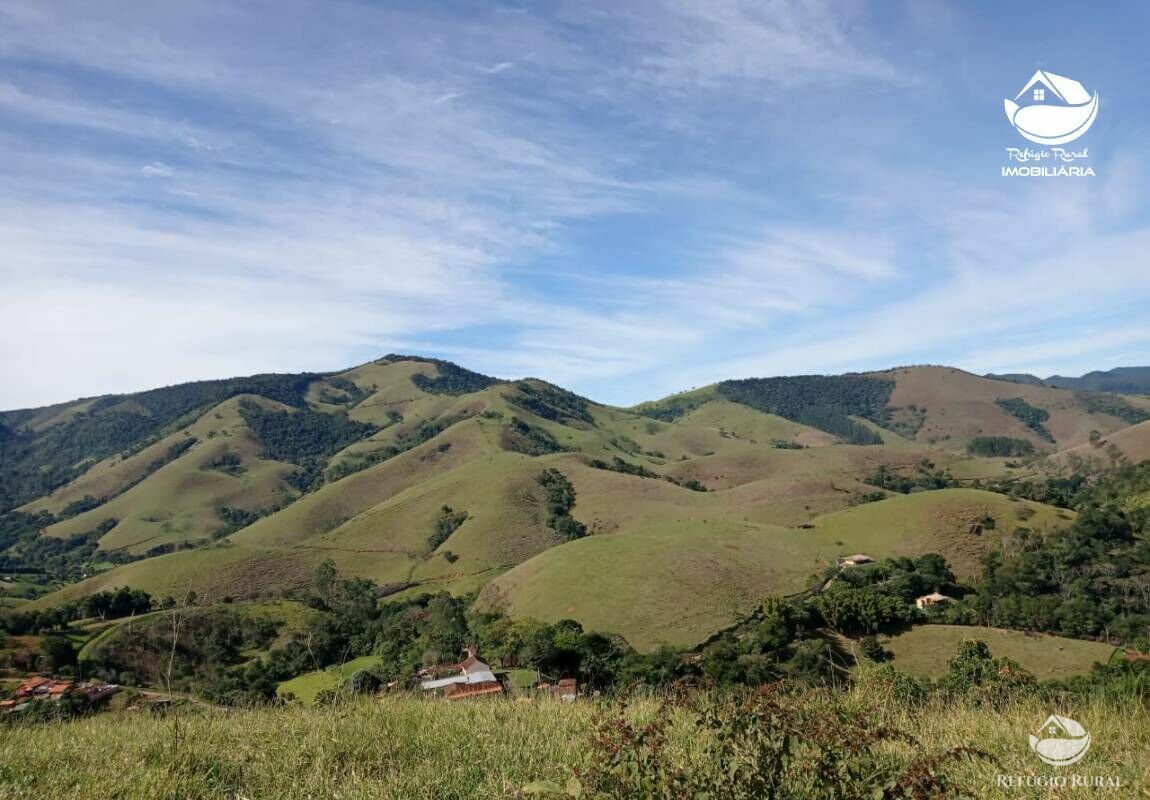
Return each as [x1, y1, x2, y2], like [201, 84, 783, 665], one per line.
[535, 678, 579, 701]
[15, 677, 52, 698]
[915, 592, 954, 610]
[8, 678, 120, 709]
[419, 645, 505, 700]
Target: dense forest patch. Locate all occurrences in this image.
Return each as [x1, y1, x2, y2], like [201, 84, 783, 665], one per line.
[717, 375, 893, 445]
[537, 468, 587, 541]
[1077, 393, 1150, 425]
[966, 436, 1035, 457]
[505, 382, 594, 425]
[389, 355, 502, 395]
[995, 397, 1053, 442]
[500, 417, 568, 456]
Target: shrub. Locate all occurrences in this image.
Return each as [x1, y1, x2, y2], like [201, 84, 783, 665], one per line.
[525, 688, 986, 799]
[854, 663, 926, 705]
[859, 635, 890, 662]
[346, 669, 383, 695]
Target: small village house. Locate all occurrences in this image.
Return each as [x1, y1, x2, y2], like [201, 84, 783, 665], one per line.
[419, 645, 504, 700]
[6, 677, 120, 713]
[15, 676, 52, 698]
[915, 591, 954, 610]
[534, 677, 579, 701]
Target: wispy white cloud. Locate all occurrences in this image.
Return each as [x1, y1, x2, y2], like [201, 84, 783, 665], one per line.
[632, 0, 902, 90]
[141, 162, 173, 178]
[0, 1, 1146, 409]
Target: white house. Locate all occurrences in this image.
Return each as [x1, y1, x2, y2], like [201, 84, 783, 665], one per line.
[419, 645, 504, 700]
[915, 591, 953, 610]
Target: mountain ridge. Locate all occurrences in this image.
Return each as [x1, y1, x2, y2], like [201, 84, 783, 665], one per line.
[3, 355, 1147, 649]
[985, 365, 1150, 394]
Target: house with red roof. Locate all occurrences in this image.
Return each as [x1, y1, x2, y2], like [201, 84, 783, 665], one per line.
[420, 645, 505, 700]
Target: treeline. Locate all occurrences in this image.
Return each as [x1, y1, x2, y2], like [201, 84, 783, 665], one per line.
[500, 416, 568, 456]
[537, 469, 587, 541]
[866, 461, 957, 494]
[2, 586, 154, 634]
[505, 382, 594, 425]
[427, 505, 467, 552]
[634, 391, 711, 422]
[239, 402, 377, 470]
[716, 375, 894, 446]
[1078, 392, 1150, 425]
[995, 397, 1053, 442]
[966, 436, 1035, 457]
[326, 413, 464, 482]
[84, 606, 281, 696]
[930, 463, 1150, 645]
[0, 512, 135, 583]
[588, 456, 708, 492]
[392, 355, 502, 395]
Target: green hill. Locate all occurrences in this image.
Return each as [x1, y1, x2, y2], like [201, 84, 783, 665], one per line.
[879, 624, 1116, 680]
[2, 356, 1141, 648]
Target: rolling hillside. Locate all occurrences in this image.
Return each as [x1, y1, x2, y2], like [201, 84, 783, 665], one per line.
[3, 356, 1147, 649]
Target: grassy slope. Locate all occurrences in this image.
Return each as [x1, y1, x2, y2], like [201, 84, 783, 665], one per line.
[880, 624, 1117, 680]
[77, 600, 321, 663]
[479, 518, 829, 651]
[277, 655, 384, 705]
[480, 488, 1071, 649]
[27, 544, 329, 608]
[1051, 419, 1150, 473]
[804, 488, 1071, 579]
[0, 692, 1146, 799]
[878, 366, 1137, 451]
[36, 396, 299, 554]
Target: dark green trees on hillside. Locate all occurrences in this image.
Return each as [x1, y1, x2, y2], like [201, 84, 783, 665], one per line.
[505, 382, 594, 424]
[500, 417, 567, 455]
[716, 375, 893, 445]
[393, 355, 501, 395]
[936, 463, 1150, 645]
[537, 468, 587, 541]
[995, 398, 1053, 442]
[427, 506, 468, 552]
[1077, 393, 1150, 425]
[239, 402, 378, 466]
[238, 401, 378, 491]
[966, 436, 1035, 457]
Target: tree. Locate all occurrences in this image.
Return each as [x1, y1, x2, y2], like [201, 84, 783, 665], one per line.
[859, 636, 889, 662]
[40, 637, 77, 671]
[346, 669, 383, 695]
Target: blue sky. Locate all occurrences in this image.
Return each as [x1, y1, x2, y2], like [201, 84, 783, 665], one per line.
[2, 0, 1149, 409]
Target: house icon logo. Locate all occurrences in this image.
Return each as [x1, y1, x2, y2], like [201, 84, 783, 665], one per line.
[1028, 714, 1091, 767]
[1004, 70, 1099, 145]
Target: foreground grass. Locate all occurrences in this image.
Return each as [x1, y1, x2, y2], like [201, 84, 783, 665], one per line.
[0, 690, 1146, 799]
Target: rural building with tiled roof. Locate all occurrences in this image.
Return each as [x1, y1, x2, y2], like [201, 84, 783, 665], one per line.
[915, 591, 954, 609]
[420, 646, 504, 701]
